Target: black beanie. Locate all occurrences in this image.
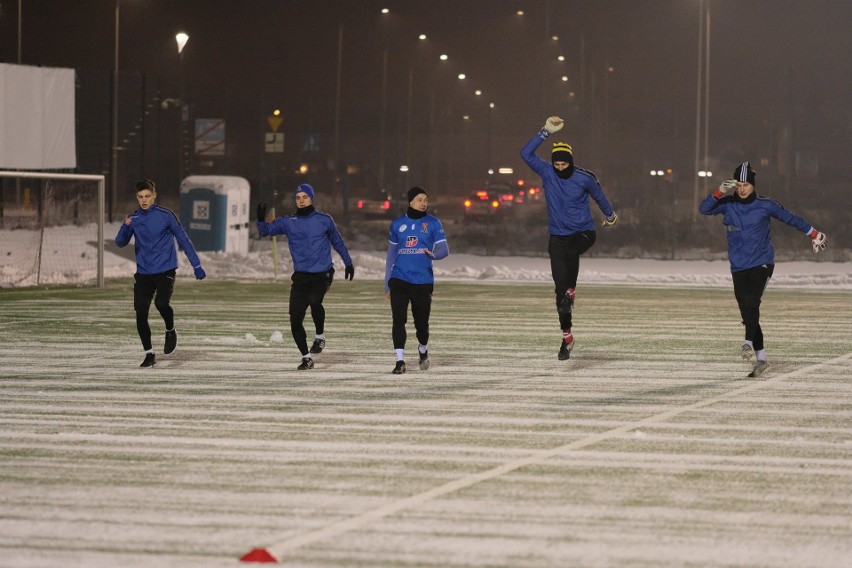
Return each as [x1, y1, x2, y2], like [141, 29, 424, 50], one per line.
[407, 186, 428, 203]
[733, 161, 756, 186]
[551, 142, 573, 164]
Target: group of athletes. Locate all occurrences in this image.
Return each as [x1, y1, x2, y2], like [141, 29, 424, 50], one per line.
[116, 117, 828, 377]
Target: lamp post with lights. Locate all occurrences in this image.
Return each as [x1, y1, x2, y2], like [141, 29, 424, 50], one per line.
[175, 31, 190, 185]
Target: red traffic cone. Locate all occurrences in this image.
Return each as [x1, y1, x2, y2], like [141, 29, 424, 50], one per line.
[239, 548, 279, 563]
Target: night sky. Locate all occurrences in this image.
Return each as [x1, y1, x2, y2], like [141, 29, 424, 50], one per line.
[1, 0, 851, 201]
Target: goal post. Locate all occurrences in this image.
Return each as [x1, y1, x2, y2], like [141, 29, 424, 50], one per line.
[0, 171, 105, 288]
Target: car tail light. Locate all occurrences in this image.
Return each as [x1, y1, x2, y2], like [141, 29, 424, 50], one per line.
[464, 200, 472, 208]
[357, 200, 364, 209]
[382, 200, 390, 209]
[491, 200, 499, 208]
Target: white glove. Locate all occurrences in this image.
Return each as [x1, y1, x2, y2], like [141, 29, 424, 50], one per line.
[602, 213, 618, 227]
[811, 231, 827, 253]
[544, 116, 564, 134]
[718, 179, 737, 194]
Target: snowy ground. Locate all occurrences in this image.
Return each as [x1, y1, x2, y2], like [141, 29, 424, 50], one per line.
[2, 223, 852, 567]
[2, 221, 851, 289]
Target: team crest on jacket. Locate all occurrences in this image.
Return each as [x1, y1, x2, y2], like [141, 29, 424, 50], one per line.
[398, 224, 408, 232]
[406, 236, 419, 247]
[421, 222, 429, 232]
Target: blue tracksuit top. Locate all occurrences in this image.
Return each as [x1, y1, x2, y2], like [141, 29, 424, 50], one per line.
[115, 204, 201, 275]
[520, 131, 614, 236]
[257, 209, 352, 273]
[699, 193, 814, 273]
[385, 213, 448, 290]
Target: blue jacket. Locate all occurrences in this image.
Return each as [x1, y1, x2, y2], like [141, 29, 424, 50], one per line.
[115, 204, 201, 275]
[699, 193, 814, 273]
[257, 208, 352, 273]
[520, 131, 614, 235]
[385, 212, 449, 291]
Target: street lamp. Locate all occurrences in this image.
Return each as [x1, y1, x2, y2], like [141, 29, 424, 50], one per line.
[175, 31, 190, 184]
[175, 32, 189, 56]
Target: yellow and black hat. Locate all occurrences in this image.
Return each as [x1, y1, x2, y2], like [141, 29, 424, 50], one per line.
[551, 142, 573, 163]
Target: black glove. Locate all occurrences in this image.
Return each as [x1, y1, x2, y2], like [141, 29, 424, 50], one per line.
[256, 203, 267, 222]
[345, 264, 355, 281]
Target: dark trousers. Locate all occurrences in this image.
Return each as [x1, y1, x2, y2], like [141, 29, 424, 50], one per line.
[133, 270, 176, 351]
[548, 231, 596, 329]
[289, 269, 333, 356]
[389, 278, 434, 351]
[732, 264, 774, 351]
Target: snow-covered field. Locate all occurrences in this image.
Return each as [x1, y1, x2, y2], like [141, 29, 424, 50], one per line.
[2, 223, 852, 567]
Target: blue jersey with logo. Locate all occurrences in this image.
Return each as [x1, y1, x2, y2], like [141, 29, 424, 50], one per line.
[385, 213, 448, 289]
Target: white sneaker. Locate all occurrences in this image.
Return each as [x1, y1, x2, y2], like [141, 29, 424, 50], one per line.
[748, 360, 768, 378]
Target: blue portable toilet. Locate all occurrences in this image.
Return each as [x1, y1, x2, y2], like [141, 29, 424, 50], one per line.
[179, 176, 250, 254]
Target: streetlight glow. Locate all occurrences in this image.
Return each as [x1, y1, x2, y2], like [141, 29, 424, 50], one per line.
[175, 32, 189, 54]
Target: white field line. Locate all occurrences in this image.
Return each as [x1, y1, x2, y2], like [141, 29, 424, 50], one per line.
[263, 351, 852, 558]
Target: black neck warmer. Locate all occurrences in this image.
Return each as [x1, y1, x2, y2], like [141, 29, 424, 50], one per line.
[733, 192, 757, 205]
[554, 163, 575, 179]
[296, 205, 315, 216]
[407, 206, 427, 219]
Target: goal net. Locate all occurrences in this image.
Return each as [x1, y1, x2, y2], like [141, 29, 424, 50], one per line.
[0, 172, 105, 287]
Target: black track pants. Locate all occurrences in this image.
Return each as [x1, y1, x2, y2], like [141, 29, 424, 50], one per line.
[133, 270, 176, 351]
[732, 264, 774, 351]
[548, 231, 596, 329]
[289, 270, 333, 356]
[389, 278, 433, 350]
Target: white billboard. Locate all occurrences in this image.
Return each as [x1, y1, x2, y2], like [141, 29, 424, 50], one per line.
[0, 63, 76, 169]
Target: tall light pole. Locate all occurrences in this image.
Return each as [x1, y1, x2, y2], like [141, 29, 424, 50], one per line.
[110, 0, 120, 221]
[692, 0, 710, 220]
[176, 31, 189, 185]
[17, 0, 23, 62]
[378, 46, 388, 192]
[333, 23, 348, 224]
[377, 8, 391, 193]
